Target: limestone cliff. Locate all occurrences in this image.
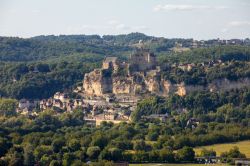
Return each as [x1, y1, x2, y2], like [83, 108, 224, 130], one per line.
[112, 77, 133, 94]
[83, 68, 250, 97]
[82, 53, 250, 97]
[172, 78, 250, 97]
[161, 80, 174, 95]
[145, 70, 161, 94]
[175, 83, 204, 96]
[83, 69, 112, 96]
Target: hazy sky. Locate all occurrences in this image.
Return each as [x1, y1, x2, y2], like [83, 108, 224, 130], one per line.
[0, 0, 250, 39]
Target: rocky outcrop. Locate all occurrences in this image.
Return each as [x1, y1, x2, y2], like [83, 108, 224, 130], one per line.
[171, 78, 250, 97]
[83, 69, 112, 96]
[161, 80, 174, 95]
[83, 53, 250, 97]
[83, 67, 250, 97]
[145, 70, 161, 94]
[175, 83, 204, 96]
[112, 77, 133, 94]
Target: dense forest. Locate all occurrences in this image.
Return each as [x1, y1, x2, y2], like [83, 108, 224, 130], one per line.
[0, 33, 250, 165]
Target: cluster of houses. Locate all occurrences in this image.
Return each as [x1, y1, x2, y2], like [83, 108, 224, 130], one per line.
[16, 90, 201, 127]
[16, 99, 39, 116]
[191, 38, 250, 48]
[39, 92, 83, 112]
[16, 92, 85, 115]
[171, 59, 224, 72]
[16, 92, 131, 125]
[171, 38, 249, 53]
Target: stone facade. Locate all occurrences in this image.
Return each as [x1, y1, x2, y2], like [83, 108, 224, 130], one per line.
[102, 57, 119, 72]
[128, 49, 156, 73]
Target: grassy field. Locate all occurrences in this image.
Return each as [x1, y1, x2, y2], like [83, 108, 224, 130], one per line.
[194, 140, 250, 157]
[129, 141, 250, 166]
[130, 164, 227, 166]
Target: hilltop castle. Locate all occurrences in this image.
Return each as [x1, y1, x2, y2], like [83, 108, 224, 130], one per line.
[83, 47, 163, 96]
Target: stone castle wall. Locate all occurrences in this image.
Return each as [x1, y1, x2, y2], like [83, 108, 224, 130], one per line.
[129, 51, 156, 72]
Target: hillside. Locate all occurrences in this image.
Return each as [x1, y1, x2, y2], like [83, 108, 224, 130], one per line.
[0, 33, 250, 99]
[0, 33, 250, 165]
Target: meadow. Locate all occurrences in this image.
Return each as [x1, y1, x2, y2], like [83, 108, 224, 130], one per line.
[194, 140, 250, 158]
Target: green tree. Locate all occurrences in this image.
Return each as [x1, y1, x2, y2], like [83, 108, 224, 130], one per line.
[49, 160, 61, 166]
[221, 146, 246, 159]
[40, 154, 52, 166]
[176, 146, 195, 162]
[62, 153, 75, 166]
[108, 148, 122, 161]
[159, 148, 175, 162]
[68, 139, 81, 152]
[217, 103, 234, 123]
[23, 144, 35, 166]
[0, 98, 17, 117]
[0, 137, 12, 157]
[133, 140, 146, 151]
[86, 146, 101, 160]
[200, 148, 216, 157]
[34, 145, 53, 161]
[52, 138, 65, 153]
[90, 134, 108, 149]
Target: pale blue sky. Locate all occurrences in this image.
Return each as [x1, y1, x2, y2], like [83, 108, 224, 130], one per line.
[0, 0, 249, 39]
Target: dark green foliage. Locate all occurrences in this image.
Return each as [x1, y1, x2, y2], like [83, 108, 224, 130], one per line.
[133, 88, 250, 122]
[176, 146, 195, 162]
[0, 109, 249, 164]
[131, 96, 168, 121]
[220, 146, 246, 164]
[0, 98, 17, 117]
[158, 45, 250, 64]
[200, 148, 216, 157]
[87, 146, 101, 160]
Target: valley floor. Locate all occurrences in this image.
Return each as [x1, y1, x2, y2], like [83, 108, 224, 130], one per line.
[194, 140, 250, 158]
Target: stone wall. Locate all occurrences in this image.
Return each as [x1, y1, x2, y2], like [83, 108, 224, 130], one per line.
[129, 51, 156, 72]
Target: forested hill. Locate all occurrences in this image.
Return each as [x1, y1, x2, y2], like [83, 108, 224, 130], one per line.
[0, 33, 250, 99]
[1, 33, 249, 62]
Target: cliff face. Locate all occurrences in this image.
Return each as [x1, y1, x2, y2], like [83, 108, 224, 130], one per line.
[82, 54, 250, 97]
[112, 77, 133, 94]
[83, 69, 112, 96]
[83, 68, 250, 97]
[162, 80, 174, 95]
[171, 78, 250, 97]
[175, 83, 204, 97]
